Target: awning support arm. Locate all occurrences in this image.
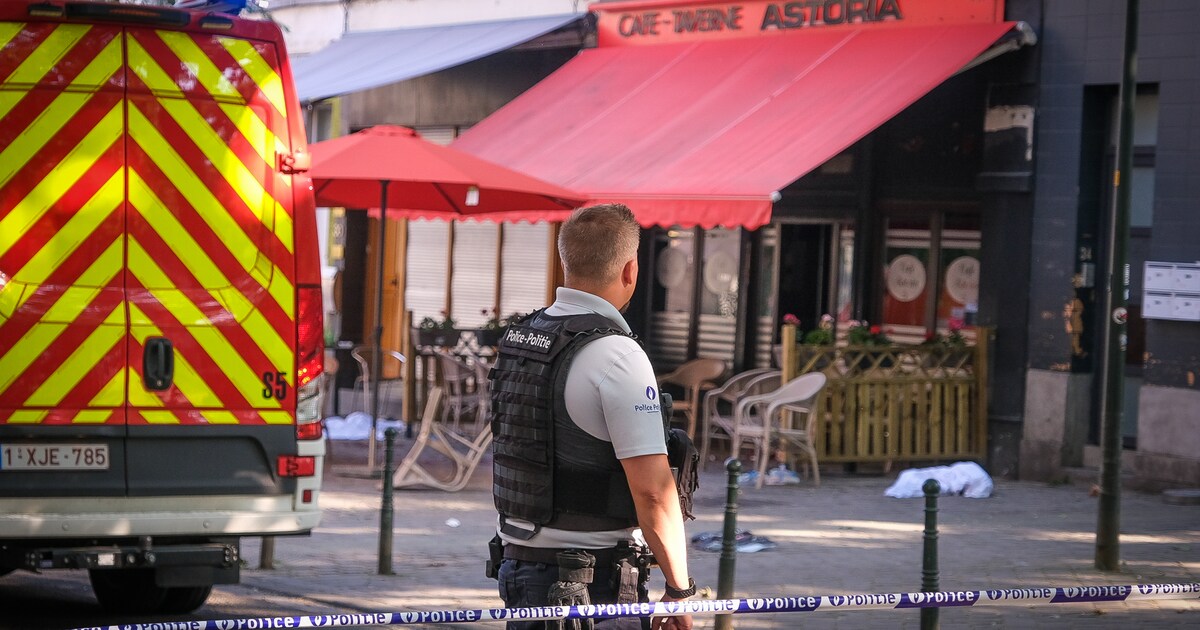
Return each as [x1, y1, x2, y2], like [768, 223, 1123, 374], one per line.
[956, 21, 1038, 76]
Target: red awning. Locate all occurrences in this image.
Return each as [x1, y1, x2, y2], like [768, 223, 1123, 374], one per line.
[453, 21, 1017, 229]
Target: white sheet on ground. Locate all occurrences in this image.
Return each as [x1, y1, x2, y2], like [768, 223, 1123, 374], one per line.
[323, 412, 406, 441]
[884, 461, 994, 498]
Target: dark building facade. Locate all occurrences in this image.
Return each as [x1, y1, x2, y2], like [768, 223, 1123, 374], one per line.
[1019, 0, 1200, 489]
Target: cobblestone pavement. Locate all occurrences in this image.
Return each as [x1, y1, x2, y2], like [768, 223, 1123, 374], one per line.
[237, 439, 1199, 629]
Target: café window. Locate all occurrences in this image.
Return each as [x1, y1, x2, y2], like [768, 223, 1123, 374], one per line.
[880, 212, 980, 344]
[649, 228, 696, 368]
[697, 227, 740, 362]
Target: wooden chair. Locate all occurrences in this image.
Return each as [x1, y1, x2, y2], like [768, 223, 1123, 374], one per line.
[393, 387, 493, 492]
[657, 358, 726, 439]
[732, 372, 827, 488]
[699, 368, 780, 467]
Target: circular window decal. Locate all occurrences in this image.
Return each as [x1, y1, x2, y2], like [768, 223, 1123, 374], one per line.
[945, 256, 980, 305]
[656, 247, 688, 289]
[886, 254, 926, 302]
[703, 251, 738, 295]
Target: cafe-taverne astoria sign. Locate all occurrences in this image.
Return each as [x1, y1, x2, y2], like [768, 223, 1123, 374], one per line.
[594, 0, 1006, 45]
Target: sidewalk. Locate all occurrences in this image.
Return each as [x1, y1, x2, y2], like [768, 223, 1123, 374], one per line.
[239, 439, 1199, 628]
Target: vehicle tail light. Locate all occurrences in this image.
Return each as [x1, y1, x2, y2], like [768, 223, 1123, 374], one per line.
[296, 418, 323, 441]
[296, 379, 323, 440]
[296, 286, 324, 387]
[277, 455, 315, 477]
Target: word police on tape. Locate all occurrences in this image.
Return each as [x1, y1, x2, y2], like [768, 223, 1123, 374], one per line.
[73, 583, 1200, 630]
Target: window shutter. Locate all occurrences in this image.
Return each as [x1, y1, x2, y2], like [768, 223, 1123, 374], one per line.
[500, 222, 551, 318]
[405, 219, 450, 322]
[451, 222, 499, 327]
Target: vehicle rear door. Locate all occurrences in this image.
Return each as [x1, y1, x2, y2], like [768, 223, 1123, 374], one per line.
[0, 18, 129, 496]
[123, 25, 298, 496]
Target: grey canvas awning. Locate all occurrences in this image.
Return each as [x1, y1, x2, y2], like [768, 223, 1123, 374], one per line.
[292, 13, 583, 102]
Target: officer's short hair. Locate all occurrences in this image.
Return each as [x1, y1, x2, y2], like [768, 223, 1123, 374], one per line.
[559, 204, 640, 283]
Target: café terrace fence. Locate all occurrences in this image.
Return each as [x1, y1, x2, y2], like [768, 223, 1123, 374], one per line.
[778, 326, 993, 466]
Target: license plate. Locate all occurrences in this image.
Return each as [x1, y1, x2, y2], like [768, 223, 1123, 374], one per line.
[0, 443, 109, 471]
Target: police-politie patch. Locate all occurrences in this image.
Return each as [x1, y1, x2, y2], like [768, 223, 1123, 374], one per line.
[634, 386, 660, 414]
[502, 326, 555, 353]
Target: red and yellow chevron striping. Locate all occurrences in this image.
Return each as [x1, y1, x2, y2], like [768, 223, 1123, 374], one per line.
[0, 20, 300, 426]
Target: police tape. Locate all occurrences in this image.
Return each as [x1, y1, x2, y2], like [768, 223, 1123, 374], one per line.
[73, 582, 1200, 630]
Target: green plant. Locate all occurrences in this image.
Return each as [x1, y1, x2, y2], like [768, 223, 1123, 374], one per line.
[481, 309, 503, 331]
[922, 318, 967, 349]
[802, 313, 835, 345]
[482, 311, 528, 330]
[946, 317, 967, 346]
[418, 311, 456, 331]
[846, 320, 890, 346]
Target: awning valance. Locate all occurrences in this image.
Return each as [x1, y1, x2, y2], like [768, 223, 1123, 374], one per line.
[452, 21, 1018, 229]
[293, 13, 582, 103]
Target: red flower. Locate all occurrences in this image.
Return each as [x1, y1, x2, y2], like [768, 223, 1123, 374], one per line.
[870, 325, 881, 335]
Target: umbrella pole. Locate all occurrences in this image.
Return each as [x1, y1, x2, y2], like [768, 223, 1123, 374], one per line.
[368, 180, 389, 471]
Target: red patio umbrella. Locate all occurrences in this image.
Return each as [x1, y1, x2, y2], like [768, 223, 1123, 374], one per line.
[309, 125, 584, 220]
[306, 126, 585, 468]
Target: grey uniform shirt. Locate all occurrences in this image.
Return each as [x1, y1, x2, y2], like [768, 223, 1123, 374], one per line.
[497, 287, 666, 549]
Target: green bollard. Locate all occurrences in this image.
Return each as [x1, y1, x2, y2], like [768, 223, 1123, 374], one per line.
[921, 478, 940, 630]
[378, 428, 398, 575]
[715, 459, 742, 630]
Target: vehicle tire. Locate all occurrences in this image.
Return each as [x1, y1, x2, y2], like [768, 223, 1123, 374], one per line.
[88, 568, 167, 614]
[160, 584, 213, 613]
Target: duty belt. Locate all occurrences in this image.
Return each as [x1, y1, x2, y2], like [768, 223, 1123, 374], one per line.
[503, 544, 623, 567]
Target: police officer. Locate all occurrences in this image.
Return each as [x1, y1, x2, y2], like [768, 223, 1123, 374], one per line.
[489, 204, 694, 630]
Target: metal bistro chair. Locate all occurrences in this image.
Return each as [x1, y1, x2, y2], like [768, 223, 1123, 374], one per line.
[350, 346, 406, 420]
[732, 372, 827, 489]
[434, 350, 482, 430]
[699, 368, 781, 468]
[469, 358, 493, 435]
[657, 358, 727, 440]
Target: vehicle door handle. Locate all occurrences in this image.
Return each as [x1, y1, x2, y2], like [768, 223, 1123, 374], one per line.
[143, 337, 174, 391]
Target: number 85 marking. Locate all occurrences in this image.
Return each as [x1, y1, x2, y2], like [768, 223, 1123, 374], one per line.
[261, 371, 288, 400]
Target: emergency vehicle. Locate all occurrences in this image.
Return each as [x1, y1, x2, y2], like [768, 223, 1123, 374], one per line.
[0, 0, 325, 613]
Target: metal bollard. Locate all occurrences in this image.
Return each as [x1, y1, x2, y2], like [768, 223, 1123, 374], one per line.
[259, 536, 275, 570]
[379, 428, 398, 575]
[715, 459, 742, 630]
[921, 478, 941, 630]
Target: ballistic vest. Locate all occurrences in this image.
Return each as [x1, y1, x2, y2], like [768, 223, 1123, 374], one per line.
[489, 310, 649, 539]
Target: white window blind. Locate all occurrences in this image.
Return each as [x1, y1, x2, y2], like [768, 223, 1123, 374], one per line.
[500, 222, 551, 319]
[451, 221, 499, 327]
[405, 219, 450, 323]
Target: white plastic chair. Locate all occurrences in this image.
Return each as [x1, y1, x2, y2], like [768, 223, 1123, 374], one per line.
[699, 368, 780, 467]
[732, 372, 827, 489]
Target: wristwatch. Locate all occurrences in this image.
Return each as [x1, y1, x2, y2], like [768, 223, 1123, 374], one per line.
[664, 577, 696, 599]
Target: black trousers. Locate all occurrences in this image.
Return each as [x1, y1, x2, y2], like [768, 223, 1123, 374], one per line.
[497, 558, 651, 630]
